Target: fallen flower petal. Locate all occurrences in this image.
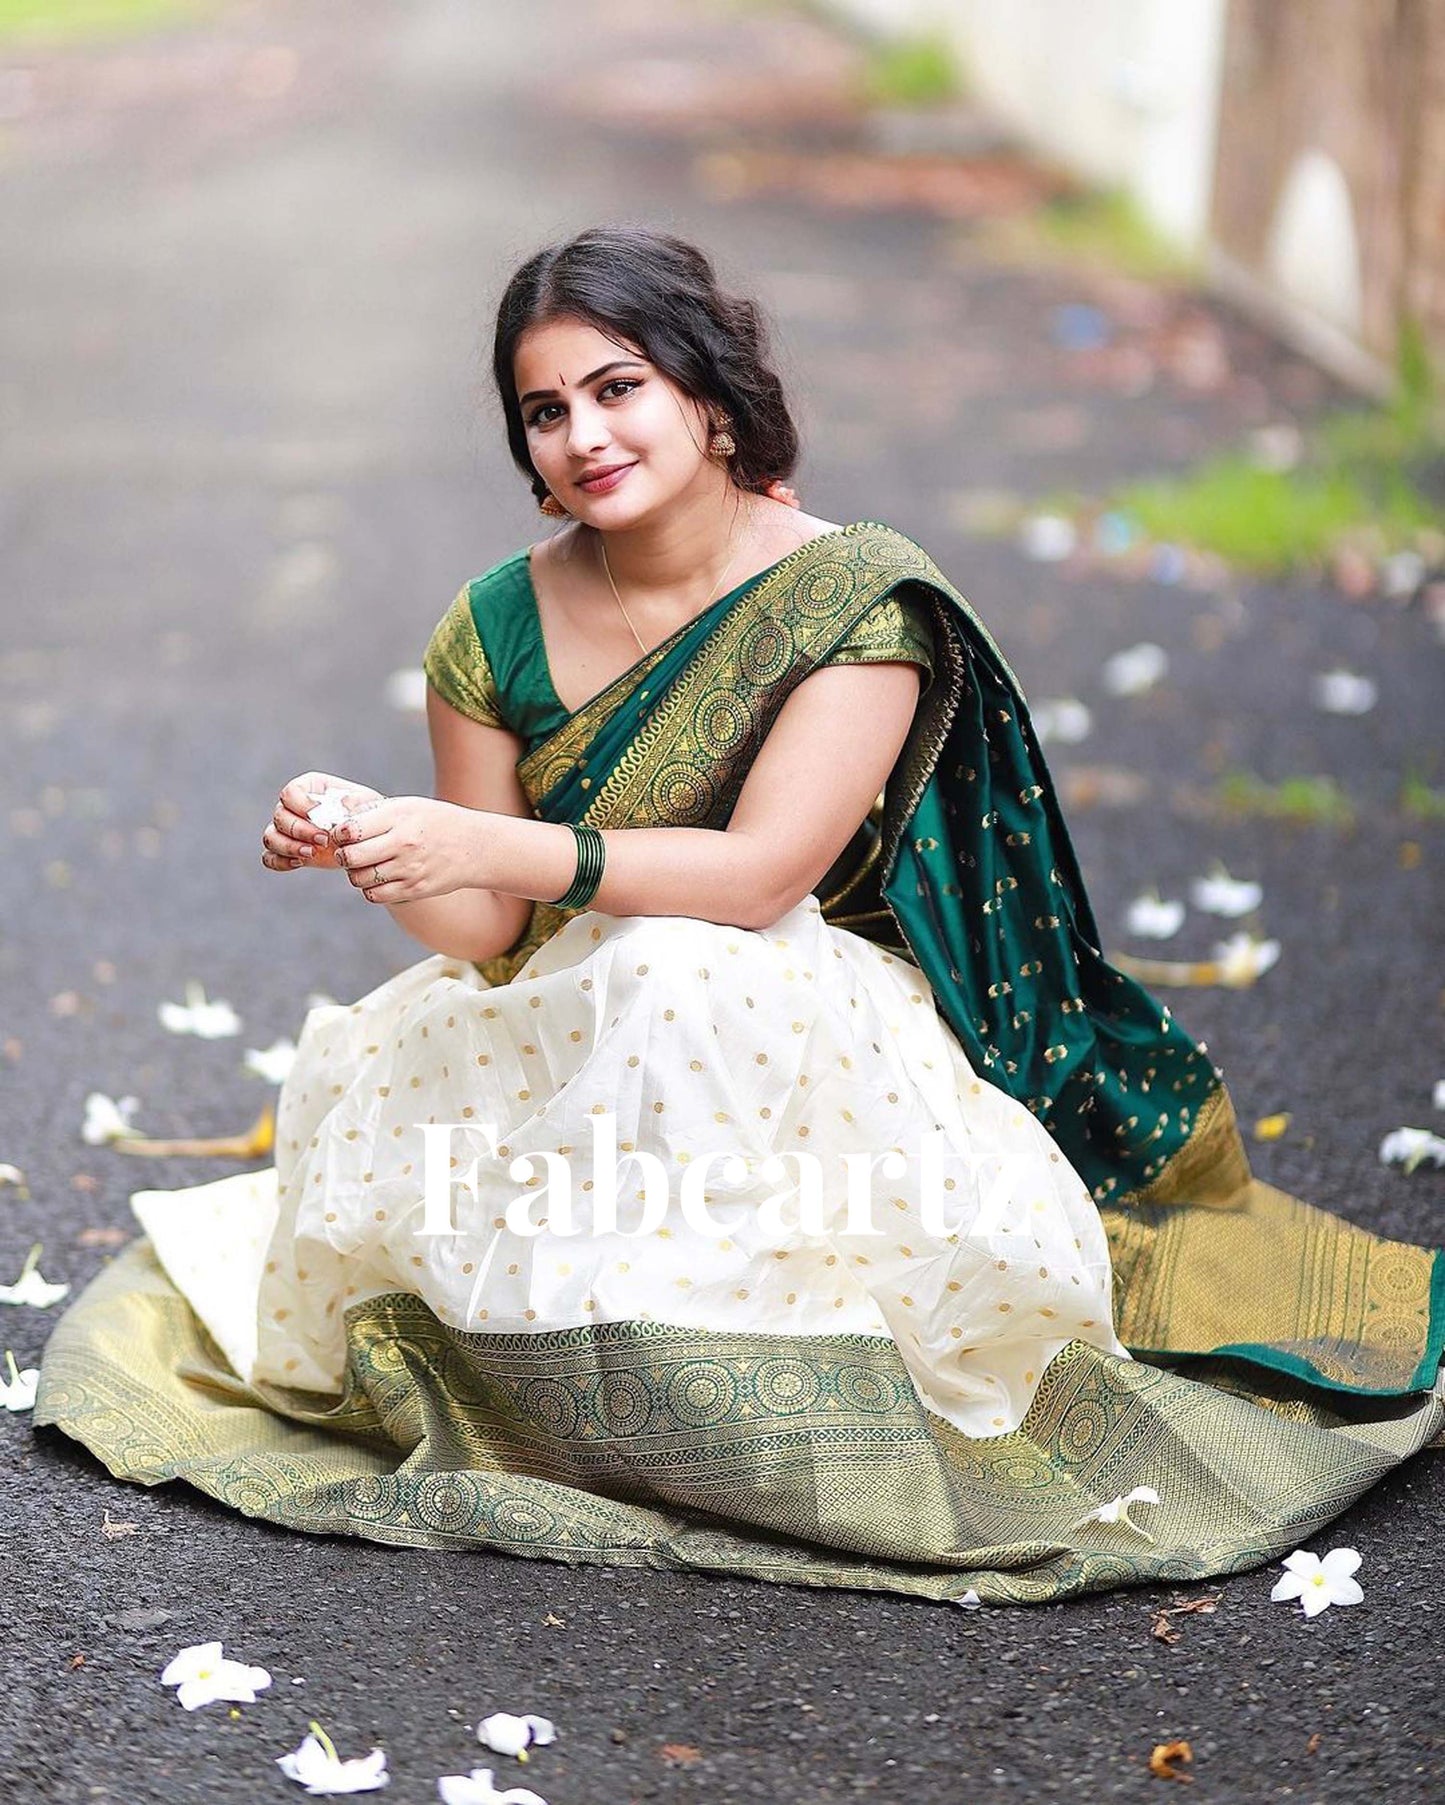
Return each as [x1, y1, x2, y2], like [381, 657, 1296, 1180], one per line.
[100, 1509, 139, 1538]
[1031, 698, 1092, 745]
[953, 1588, 983, 1609]
[1109, 933, 1279, 990]
[159, 1640, 272, 1711]
[478, 1713, 556, 1760]
[1213, 932, 1281, 987]
[0, 1164, 27, 1196]
[0, 1348, 39, 1410]
[244, 1038, 298, 1085]
[0, 1244, 69, 1309]
[1378, 1128, 1445, 1174]
[278, 1724, 389, 1795]
[1434, 1079, 1445, 1112]
[1253, 1113, 1291, 1141]
[437, 1770, 548, 1805]
[1074, 1485, 1160, 1541]
[1125, 891, 1185, 940]
[1102, 642, 1168, 697]
[1312, 669, 1377, 715]
[82, 1092, 142, 1146]
[158, 980, 241, 1040]
[1189, 864, 1263, 917]
[1270, 1547, 1364, 1617]
[1148, 1738, 1193, 1781]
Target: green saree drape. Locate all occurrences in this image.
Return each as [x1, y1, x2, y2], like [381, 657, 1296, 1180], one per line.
[35, 521, 1443, 1607]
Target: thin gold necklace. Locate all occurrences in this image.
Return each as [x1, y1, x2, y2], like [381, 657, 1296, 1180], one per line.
[597, 504, 755, 655]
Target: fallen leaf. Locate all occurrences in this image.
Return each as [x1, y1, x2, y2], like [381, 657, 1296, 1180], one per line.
[113, 1104, 274, 1161]
[541, 1613, 565, 1628]
[1149, 1739, 1193, 1782]
[71, 1173, 100, 1193]
[69, 1653, 86, 1670]
[659, 1744, 702, 1768]
[1151, 1613, 1181, 1645]
[101, 1510, 140, 1539]
[1306, 1733, 1321, 1754]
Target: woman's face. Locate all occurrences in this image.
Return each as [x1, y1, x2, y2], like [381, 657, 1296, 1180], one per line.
[514, 315, 723, 526]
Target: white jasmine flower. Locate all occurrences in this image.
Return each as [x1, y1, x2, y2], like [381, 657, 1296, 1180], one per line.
[1213, 931, 1280, 986]
[244, 1038, 298, 1085]
[1125, 890, 1185, 939]
[159, 1640, 272, 1711]
[0, 1164, 25, 1191]
[82, 1091, 142, 1145]
[1270, 1547, 1364, 1617]
[305, 792, 352, 831]
[384, 667, 428, 713]
[0, 1349, 39, 1411]
[1379, 1128, 1445, 1174]
[438, 1772, 549, 1805]
[158, 980, 241, 1039]
[953, 1589, 983, 1610]
[1312, 669, 1377, 715]
[1074, 1484, 1160, 1541]
[1102, 642, 1168, 697]
[1031, 698, 1092, 745]
[478, 1714, 556, 1760]
[0, 1244, 69, 1309]
[1432, 1079, 1445, 1113]
[277, 1723, 389, 1795]
[1189, 864, 1263, 917]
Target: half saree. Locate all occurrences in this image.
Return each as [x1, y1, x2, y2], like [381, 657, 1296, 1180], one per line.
[35, 520, 1445, 1606]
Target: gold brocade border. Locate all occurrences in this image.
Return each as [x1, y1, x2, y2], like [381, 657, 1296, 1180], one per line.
[1115, 1084, 1252, 1212]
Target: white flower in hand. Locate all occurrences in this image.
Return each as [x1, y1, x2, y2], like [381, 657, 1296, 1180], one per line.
[1125, 890, 1184, 940]
[305, 791, 353, 831]
[478, 1713, 556, 1761]
[0, 1349, 39, 1410]
[1379, 1128, 1445, 1174]
[1073, 1485, 1161, 1541]
[277, 1723, 389, 1794]
[0, 1244, 69, 1309]
[244, 1038, 298, 1085]
[158, 980, 241, 1039]
[159, 1640, 272, 1711]
[1270, 1547, 1364, 1617]
[1189, 864, 1263, 918]
[438, 1772, 549, 1805]
[82, 1092, 142, 1145]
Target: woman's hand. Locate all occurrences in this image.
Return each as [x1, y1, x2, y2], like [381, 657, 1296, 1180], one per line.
[330, 796, 482, 904]
[262, 771, 384, 873]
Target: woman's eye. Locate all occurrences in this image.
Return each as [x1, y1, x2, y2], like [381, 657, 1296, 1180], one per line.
[525, 379, 640, 429]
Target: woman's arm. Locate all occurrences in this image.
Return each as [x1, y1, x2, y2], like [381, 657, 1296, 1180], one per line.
[460, 658, 924, 933]
[378, 688, 536, 963]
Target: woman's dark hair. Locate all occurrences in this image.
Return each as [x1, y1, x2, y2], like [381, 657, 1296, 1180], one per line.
[492, 226, 799, 502]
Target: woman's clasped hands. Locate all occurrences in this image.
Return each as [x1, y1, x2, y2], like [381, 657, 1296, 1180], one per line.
[262, 771, 481, 904]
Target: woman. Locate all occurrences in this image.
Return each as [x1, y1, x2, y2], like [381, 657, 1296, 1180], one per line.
[36, 227, 1443, 1607]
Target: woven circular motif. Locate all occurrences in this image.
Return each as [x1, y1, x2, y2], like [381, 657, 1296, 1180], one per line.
[415, 1473, 480, 1534]
[648, 760, 717, 825]
[698, 691, 751, 757]
[835, 1364, 903, 1414]
[343, 1475, 400, 1524]
[597, 1370, 652, 1437]
[752, 1357, 823, 1415]
[492, 1494, 560, 1543]
[665, 1360, 738, 1428]
[792, 560, 855, 617]
[738, 618, 792, 684]
[1057, 1395, 1110, 1463]
[520, 1376, 581, 1440]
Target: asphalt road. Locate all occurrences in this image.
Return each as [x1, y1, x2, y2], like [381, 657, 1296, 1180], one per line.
[2, 2, 1442, 1800]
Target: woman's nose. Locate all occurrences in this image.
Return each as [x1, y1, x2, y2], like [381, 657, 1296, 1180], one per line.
[565, 402, 611, 458]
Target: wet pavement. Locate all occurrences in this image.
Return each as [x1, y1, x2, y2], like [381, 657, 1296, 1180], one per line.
[2, 1, 1442, 1799]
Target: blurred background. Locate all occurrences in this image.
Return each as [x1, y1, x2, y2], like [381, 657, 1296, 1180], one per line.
[3, 4, 1444, 1800]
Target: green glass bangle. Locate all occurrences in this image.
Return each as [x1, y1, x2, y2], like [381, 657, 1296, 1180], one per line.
[552, 822, 606, 910]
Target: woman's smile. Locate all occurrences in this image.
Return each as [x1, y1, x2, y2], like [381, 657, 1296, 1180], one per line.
[576, 461, 636, 494]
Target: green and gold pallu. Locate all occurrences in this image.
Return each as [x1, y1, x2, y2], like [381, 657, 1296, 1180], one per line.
[35, 522, 1444, 1606]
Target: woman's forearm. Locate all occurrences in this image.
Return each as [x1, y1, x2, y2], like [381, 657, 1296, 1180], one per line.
[382, 886, 529, 965]
[477, 812, 780, 931]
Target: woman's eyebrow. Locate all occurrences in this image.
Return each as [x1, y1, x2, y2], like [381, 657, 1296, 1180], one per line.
[519, 360, 646, 406]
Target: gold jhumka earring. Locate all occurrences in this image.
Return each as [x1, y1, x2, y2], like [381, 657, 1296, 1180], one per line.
[707, 411, 737, 460]
[538, 491, 568, 517]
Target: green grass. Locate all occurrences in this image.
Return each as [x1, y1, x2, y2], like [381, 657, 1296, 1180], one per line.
[1401, 772, 1445, 821]
[0, 0, 204, 44]
[1104, 319, 1445, 574]
[1210, 771, 1357, 829]
[986, 185, 1199, 285]
[861, 31, 960, 108]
